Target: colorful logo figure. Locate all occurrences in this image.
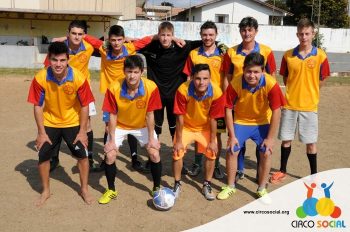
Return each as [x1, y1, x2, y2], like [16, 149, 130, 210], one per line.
[296, 182, 341, 219]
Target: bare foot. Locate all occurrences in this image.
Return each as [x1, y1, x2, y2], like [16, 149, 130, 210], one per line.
[80, 190, 94, 205]
[35, 191, 50, 207]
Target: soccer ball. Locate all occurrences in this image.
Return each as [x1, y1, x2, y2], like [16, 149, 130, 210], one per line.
[153, 187, 175, 211]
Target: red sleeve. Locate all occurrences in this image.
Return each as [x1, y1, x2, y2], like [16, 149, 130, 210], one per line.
[77, 80, 95, 106]
[84, 34, 103, 49]
[266, 51, 277, 75]
[147, 87, 162, 112]
[320, 58, 330, 80]
[225, 84, 238, 109]
[27, 78, 45, 106]
[182, 56, 193, 76]
[102, 89, 118, 114]
[268, 83, 286, 110]
[133, 36, 153, 51]
[222, 53, 232, 75]
[209, 94, 225, 119]
[279, 56, 288, 77]
[43, 54, 50, 67]
[173, 90, 187, 115]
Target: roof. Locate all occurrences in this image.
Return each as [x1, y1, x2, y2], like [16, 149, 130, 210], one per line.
[0, 8, 122, 17]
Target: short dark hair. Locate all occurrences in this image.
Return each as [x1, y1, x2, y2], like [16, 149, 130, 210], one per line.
[108, 25, 125, 38]
[297, 18, 315, 31]
[158, 21, 174, 34]
[48, 42, 69, 59]
[239, 17, 258, 30]
[124, 55, 144, 71]
[192, 63, 211, 76]
[243, 52, 265, 70]
[200, 21, 217, 33]
[68, 20, 88, 33]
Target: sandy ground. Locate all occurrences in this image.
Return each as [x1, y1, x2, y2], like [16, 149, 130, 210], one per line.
[0, 76, 349, 232]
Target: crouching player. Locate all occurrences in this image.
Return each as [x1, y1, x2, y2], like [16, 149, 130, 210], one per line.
[99, 55, 162, 204]
[172, 64, 225, 201]
[217, 53, 285, 201]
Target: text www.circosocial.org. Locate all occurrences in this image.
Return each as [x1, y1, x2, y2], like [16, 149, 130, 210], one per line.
[243, 210, 290, 215]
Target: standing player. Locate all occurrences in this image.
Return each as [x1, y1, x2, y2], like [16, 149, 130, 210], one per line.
[45, 20, 99, 172]
[218, 53, 284, 201]
[183, 21, 226, 179]
[99, 55, 162, 204]
[270, 18, 330, 184]
[173, 64, 225, 200]
[223, 16, 276, 180]
[28, 42, 95, 206]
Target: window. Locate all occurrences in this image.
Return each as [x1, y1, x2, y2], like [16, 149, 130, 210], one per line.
[215, 14, 229, 23]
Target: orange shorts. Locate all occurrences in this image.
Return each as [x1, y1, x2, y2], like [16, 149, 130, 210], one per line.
[173, 130, 216, 161]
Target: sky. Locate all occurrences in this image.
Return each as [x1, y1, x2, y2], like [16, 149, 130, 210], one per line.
[145, 0, 213, 8]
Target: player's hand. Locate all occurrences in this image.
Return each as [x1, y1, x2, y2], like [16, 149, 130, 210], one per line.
[73, 131, 88, 149]
[227, 136, 239, 154]
[104, 140, 117, 154]
[52, 36, 67, 42]
[35, 133, 52, 151]
[173, 37, 186, 48]
[147, 137, 160, 150]
[207, 141, 218, 155]
[173, 141, 184, 157]
[261, 138, 274, 157]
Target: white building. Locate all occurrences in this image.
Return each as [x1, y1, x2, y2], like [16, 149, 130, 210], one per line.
[176, 0, 292, 25]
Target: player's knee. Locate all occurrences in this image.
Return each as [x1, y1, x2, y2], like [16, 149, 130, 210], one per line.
[306, 143, 317, 153]
[149, 150, 160, 163]
[105, 151, 117, 164]
[282, 140, 292, 147]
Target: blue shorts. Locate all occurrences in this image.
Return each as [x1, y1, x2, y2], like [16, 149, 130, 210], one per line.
[103, 112, 110, 123]
[232, 124, 270, 153]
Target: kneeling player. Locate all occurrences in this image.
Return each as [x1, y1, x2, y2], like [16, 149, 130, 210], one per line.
[99, 55, 162, 204]
[172, 64, 224, 201]
[217, 53, 285, 201]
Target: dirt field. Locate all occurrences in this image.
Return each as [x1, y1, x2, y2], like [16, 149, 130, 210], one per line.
[0, 76, 349, 232]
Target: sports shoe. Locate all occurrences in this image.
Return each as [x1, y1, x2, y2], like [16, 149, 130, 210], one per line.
[49, 157, 60, 172]
[202, 183, 215, 201]
[257, 188, 272, 204]
[269, 171, 287, 184]
[173, 182, 181, 199]
[181, 165, 189, 175]
[143, 160, 151, 174]
[235, 171, 245, 182]
[187, 163, 201, 177]
[217, 186, 236, 200]
[132, 160, 144, 172]
[151, 186, 160, 197]
[98, 189, 118, 204]
[214, 166, 224, 179]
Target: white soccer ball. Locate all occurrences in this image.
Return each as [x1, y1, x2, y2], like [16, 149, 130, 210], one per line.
[153, 187, 175, 211]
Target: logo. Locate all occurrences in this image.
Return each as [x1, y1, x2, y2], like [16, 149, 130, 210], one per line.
[63, 84, 74, 95]
[74, 145, 80, 150]
[78, 54, 88, 63]
[306, 59, 316, 69]
[136, 99, 146, 109]
[201, 99, 210, 109]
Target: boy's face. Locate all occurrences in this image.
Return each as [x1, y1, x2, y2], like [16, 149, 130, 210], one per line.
[109, 35, 125, 52]
[243, 65, 263, 87]
[296, 26, 315, 47]
[68, 27, 85, 47]
[200, 28, 217, 48]
[193, 70, 211, 94]
[240, 26, 257, 43]
[124, 67, 142, 87]
[49, 53, 69, 77]
[158, 28, 173, 49]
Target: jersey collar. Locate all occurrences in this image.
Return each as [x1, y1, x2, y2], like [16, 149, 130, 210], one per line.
[107, 45, 129, 60]
[188, 81, 213, 101]
[46, 66, 73, 85]
[242, 73, 266, 93]
[198, 46, 220, 57]
[65, 39, 86, 55]
[120, 78, 145, 100]
[292, 45, 317, 60]
[237, 42, 260, 56]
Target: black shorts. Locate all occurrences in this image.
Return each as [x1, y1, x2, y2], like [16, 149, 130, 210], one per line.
[38, 126, 88, 163]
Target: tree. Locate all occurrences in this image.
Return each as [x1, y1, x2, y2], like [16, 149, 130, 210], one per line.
[161, 1, 174, 7]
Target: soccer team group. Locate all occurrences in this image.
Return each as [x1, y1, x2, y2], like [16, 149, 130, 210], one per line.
[27, 16, 330, 207]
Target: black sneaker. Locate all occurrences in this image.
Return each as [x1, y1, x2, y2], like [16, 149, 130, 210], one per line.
[90, 160, 105, 172]
[202, 183, 215, 201]
[214, 166, 224, 179]
[49, 157, 60, 172]
[143, 160, 151, 174]
[187, 163, 201, 177]
[132, 160, 144, 172]
[235, 170, 245, 182]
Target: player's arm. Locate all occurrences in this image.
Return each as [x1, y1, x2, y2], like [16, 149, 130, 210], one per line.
[224, 85, 239, 153]
[174, 114, 184, 155]
[102, 88, 118, 153]
[183, 56, 193, 81]
[266, 51, 277, 77]
[207, 117, 218, 154]
[279, 56, 288, 86]
[83, 34, 103, 49]
[146, 111, 160, 150]
[222, 53, 233, 89]
[319, 57, 331, 88]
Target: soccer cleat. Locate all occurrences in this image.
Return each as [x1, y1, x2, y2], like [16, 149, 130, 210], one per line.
[131, 160, 144, 172]
[214, 166, 224, 179]
[142, 160, 151, 174]
[98, 189, 118, 204]
[187, 163, 201, 177]
[49, 157, 60, 172]
[257, 188, 272, 204]
[269, 171, 287, 184]
[173, 182, 181, 199]
[202, 183, 215, 201]
[217, 186, 236, 200]
[235, 171, 245, 182]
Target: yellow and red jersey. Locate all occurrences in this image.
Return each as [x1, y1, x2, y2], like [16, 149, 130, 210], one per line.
[280, 46, 330, 112]
[102, 78, 162, 130]
[183, 46, 225, 87]
[44, 39, 95, 82]
[225, 73, 285, 125]
[174, 80, 225, 132]
[27, 66, 95, 128]
[84, 35, 152, 93]
[223, 42, 276, 79]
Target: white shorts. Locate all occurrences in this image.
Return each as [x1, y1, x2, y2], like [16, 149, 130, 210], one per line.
[278, 109, 318, 144]
[89, 102, 97, 116]
[108, 127, 158, 147]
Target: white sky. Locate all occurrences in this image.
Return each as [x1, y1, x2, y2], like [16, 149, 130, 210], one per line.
[145, 0, 212, 8]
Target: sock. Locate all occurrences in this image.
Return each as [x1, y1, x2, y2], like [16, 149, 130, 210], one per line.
[280, 146, 291, 173]
[127, 134, 138, 157]
[105, 162, 116, 191]
[194, 154, 203, 167]
[257, 186, 265, 191]
[87, 130, 93, 153]
[131, 152, 138, 162]
[203, 180, 211, 186]
[103, 132, 108, 145]
[150, 160, 162, 189]
[175, 180, 181, 185]
[229, 183, 236, 189]
[215, 153, 220, 168]
[307, 153, 317, 174]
